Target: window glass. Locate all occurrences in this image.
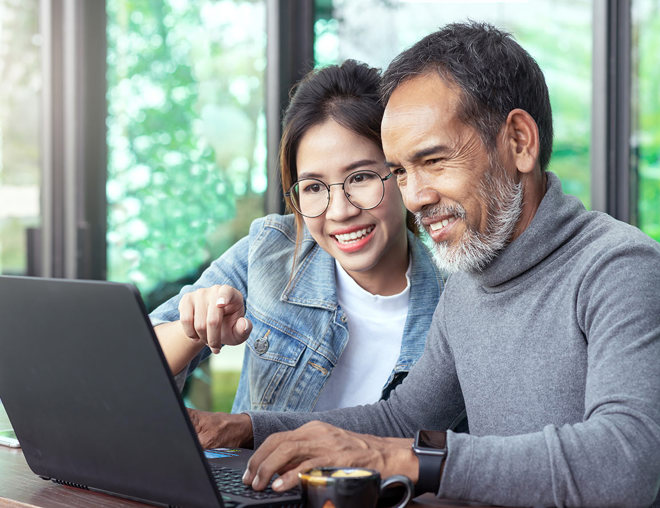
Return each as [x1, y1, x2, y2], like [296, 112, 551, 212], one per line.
[106, 0, 267, 311]
[0, 0, 41, 275]
[632, 0, 660, 241]
[314, 0, 592, 208]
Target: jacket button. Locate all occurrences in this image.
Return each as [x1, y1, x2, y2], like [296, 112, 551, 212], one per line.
[340, 315, 347, 323]
[254, 336, 269, 355]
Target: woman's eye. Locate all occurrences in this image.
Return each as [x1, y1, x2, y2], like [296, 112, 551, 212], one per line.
[348, 172, 374, 185]
[302, 183, 322, 193]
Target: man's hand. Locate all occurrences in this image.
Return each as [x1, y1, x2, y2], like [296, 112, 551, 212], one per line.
[188, 409, 254, 449]
[242, 421, 418, 492]
[178, 285, 253, 353]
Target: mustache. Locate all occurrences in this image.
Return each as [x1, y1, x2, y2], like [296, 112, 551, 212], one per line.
[414, 204, 467, 226]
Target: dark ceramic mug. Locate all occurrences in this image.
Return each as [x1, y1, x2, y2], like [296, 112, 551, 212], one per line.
[299, 467, 413, 508]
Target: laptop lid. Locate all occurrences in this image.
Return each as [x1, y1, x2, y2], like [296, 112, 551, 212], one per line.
[0, 275, 223, 507]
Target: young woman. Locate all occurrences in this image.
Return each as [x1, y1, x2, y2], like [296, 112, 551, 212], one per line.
[150, 60, 444, 413]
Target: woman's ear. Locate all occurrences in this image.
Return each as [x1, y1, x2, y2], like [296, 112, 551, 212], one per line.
[503, 108, 540, 174]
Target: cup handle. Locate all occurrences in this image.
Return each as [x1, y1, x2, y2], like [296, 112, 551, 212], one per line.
[379, 474, 414, 508]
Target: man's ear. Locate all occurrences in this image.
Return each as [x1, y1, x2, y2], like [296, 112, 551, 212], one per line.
[503, 108, 539, 174]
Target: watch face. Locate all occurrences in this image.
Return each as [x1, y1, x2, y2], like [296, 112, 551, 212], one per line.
[416, 430, 446, 450]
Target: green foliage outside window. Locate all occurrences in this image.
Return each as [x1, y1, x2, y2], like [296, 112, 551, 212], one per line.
[106, 0, 267, 310]
[634, 1, 660, 241]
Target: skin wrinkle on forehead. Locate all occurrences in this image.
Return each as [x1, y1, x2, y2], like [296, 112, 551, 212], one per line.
[384, 111, 485, 182]
[382, 79, 482, 174]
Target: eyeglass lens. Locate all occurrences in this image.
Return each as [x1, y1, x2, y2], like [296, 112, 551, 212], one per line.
[291, 170, 386, 218]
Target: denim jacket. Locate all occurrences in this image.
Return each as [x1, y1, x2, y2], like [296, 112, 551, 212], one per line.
[150, 214, 444, 413]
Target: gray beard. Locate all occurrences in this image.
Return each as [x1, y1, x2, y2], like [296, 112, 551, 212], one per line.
[415, 167, 523, 274]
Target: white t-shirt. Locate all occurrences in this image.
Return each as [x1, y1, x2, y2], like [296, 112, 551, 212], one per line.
[314, 260, 411, 411]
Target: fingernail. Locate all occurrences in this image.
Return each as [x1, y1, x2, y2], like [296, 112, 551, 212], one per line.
[240, 318, 248, 333]
[216, 297, 226, 306]
[252, 475, 259, 488]
[272, 478, 283, 490]
[242, 470, 249, 483]
[211, 347, 220, 354]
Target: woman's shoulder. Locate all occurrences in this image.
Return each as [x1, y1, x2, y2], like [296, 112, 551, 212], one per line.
[408, 231, 446, 285]
[246, 214, 317, 257]
[248, 214, 298, 243]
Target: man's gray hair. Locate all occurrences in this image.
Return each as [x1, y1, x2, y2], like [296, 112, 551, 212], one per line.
[381, 21, 553, 171]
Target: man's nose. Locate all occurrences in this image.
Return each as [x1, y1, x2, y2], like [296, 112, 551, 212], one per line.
[325, 184, 361, 221]
[401, 172, 440, 213]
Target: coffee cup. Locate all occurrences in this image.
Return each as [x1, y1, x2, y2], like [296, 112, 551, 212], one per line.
[299, 467, 413, 508]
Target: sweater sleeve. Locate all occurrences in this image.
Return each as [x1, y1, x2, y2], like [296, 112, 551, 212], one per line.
[438, 241, 660, 507]
[248, 295, 466, 446]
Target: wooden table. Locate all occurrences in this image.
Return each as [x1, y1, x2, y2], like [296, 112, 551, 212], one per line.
[0, 407, 492, 507]
[0, 445, 497, 507]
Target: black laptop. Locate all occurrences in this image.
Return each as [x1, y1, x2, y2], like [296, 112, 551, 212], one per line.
[0, 275, 301, 508]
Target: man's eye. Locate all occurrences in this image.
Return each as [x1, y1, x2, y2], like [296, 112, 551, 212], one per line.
[392, 167, 406, 177]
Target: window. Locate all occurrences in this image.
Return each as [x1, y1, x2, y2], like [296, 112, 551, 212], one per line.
[106, 0, 267, 411]
[106, 0, 267, 311]
[632, 0, 660, 241]
[0, 0, 41, 275]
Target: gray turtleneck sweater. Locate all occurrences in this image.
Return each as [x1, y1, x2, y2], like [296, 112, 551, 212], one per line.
[247, 173, 660, 507]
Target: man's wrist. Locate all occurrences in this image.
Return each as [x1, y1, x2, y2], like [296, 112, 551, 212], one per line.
[412, 430, 447, 494]
[234, 413, 254, 448]
[385, 439, 419, 483]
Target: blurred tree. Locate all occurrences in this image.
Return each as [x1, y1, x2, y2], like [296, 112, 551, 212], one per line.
[634, 0, 660, 241]
[106, 0, 267, 309]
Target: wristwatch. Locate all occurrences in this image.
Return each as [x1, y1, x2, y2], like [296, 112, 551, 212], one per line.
[412, 429, 447, 494]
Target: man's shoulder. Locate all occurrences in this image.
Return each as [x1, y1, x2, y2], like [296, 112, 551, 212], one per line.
[574, 210, 660, 258]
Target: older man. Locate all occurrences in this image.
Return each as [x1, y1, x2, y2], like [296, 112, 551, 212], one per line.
[192, 22, 660, 506]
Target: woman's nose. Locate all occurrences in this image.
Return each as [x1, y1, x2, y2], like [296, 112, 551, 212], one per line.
[324, 185, 361, 221]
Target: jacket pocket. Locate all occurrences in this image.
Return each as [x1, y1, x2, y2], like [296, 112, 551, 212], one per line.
[245, 325, 306, 409]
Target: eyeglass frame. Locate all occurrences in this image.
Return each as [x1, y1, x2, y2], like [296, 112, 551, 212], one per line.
[284, 169, 395, 218]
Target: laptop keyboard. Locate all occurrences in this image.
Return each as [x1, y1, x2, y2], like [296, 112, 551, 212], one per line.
[210, 464, 300, 502]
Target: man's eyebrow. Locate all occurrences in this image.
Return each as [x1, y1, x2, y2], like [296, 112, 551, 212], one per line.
[298, 159, 380, 179]
[411, 145, 452, 160]
[385, 145, 451, 168]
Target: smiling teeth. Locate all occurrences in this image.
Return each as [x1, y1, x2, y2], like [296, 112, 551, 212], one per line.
[335, 226, 374, 244]
[429, 217, 457, 231]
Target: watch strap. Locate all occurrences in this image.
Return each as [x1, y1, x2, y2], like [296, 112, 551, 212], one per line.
[413, 430, 447, 494]
[416, 450, 445, 494]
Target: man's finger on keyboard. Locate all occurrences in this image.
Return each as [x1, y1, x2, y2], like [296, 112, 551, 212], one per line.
[271, 458, 321, 491]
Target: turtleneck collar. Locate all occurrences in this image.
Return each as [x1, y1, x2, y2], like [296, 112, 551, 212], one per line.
[472, 172, 588, 289]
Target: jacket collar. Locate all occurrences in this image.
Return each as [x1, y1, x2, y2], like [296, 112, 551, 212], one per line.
[396, 229, 445, 369]
[281, 226, 443, 319]
[280, 229, 338, 310]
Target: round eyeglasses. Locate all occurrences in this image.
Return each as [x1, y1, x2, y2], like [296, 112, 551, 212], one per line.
[285, 169, 394, 218]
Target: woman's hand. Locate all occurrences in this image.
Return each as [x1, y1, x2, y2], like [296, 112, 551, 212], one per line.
[178, 285, 253, 353]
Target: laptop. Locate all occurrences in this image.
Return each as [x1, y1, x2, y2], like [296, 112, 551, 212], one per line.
[0, 275, 302, 508]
